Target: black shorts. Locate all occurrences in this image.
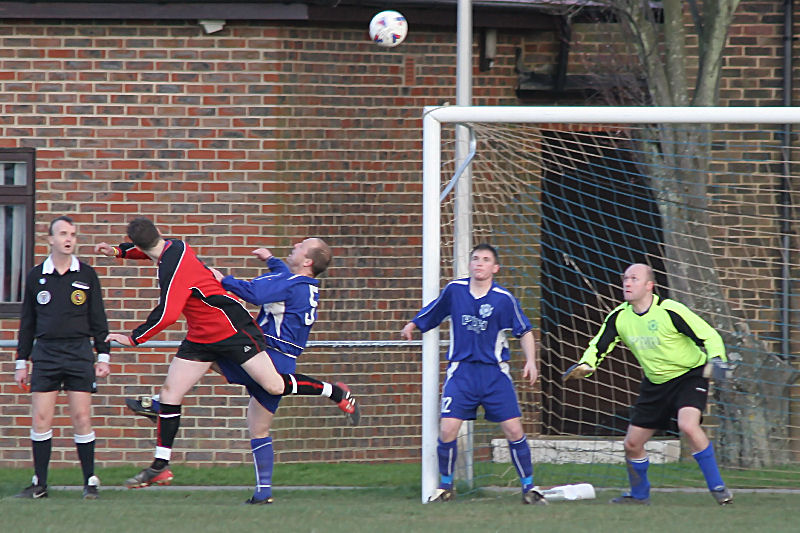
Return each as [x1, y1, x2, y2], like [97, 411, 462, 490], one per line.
[30, 338, 96, 393]
[175, 322, 267, 365]
[630, 366, 708, 430]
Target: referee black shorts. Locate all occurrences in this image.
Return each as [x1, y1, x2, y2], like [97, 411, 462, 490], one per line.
[630, 365, 708, 430]
[175, 321, 268, 365]
[30, 338, 96, 393]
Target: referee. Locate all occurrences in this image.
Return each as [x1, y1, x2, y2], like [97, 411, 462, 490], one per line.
[14, 216, 111, 500]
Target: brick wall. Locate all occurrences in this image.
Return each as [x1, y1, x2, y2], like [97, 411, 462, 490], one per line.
[0, 17, 531, 467]
[0, 1, 794, 468]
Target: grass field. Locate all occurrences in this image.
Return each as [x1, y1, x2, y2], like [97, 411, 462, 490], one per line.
[2, 464, 799, 533]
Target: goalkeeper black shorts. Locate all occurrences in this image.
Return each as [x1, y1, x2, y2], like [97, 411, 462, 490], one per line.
[630, 365, 708, 430]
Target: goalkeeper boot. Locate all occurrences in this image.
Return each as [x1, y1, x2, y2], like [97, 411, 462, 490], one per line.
[335, 382, 361, 426]
[610, 492, 650, 505]
[428, 488, 455, 502]
[244, 496, 274, 505]
[125, 396, 158, 423]
[124, 466, 174, 489]
[711, 487, 733, 505]
[82, 475, 100, 500]
[522, 488, 548, 505]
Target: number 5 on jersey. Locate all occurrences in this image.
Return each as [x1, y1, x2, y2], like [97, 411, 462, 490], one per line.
[304, 285, 319, 325]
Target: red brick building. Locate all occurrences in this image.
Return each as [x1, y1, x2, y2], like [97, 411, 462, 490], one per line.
[0, 0, 794, 467]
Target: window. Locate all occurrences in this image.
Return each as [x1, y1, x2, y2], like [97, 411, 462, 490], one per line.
[0, 148, 35, 318]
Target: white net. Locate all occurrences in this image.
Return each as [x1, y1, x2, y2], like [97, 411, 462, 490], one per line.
[435, 118, 800, 491]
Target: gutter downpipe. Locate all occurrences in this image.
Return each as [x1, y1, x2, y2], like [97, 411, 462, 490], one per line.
[781, 0, 793, 360]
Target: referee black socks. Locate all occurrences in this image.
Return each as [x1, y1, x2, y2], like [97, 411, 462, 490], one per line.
[31, 429, 53, 488]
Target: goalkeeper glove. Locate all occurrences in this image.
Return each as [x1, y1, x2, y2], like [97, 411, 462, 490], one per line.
[703, 357, 730, 382]
[562, 363, 594, 381]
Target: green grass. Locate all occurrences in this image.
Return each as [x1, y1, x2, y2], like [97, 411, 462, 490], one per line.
[2, 481, 800, 533]
[2, 461, 798, 491]
[0, 462, 422, 489]
[0, 462, 800, 533]
[2, 463, 800, 532]
[472, 461, 800, 491]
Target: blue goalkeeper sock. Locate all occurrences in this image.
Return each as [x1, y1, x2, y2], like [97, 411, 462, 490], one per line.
[251, 436, 273, 501]
[693, 442, 726, 492]
[508, 435, 534, 492]
[626, 456, 650, 499]
[437, 438, 457, 490]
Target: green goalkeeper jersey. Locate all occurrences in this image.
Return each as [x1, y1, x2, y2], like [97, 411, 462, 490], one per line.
[579, 294, 726, 384]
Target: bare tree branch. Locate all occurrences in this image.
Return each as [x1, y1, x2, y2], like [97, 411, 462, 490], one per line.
[587, 0, 795, 466]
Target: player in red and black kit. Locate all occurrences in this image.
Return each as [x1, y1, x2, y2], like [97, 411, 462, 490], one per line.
[95, 217, 358, 489]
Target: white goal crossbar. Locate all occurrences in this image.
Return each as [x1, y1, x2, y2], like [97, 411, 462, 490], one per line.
[420, 106, 800, 503]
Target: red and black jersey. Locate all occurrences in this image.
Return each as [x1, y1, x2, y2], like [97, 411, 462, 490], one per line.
[114, 239, 256, 345]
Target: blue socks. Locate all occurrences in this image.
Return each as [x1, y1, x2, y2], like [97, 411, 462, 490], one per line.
[693, 442, 726, 492]
[437, 438, 457, 489]
[623, 443, 724, 499]
[251, 436, 274, 501]
[508, 436, 534, 492]
[437, 436, 537, 492]
[626, 456, 650, 500]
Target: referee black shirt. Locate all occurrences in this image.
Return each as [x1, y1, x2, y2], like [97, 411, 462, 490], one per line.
[16, 255, 110, 362]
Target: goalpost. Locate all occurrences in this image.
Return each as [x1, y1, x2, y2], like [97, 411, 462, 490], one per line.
[421, 106, 800, 503]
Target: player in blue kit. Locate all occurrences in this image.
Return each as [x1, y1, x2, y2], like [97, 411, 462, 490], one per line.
[122, 237, 358, 502]
[401, 243, 546, 505]
[210, 238, 359, 504]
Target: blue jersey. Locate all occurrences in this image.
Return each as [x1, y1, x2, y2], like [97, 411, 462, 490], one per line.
[220, 256, 320, 358]
[412, 278, 532, 364]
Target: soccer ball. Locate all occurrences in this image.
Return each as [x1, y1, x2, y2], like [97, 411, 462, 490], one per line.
[369, 10, 408, 48]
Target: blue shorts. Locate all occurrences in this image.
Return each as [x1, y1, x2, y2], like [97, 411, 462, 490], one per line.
[216, 349, 296, 414]
[440, 360, 521, 423]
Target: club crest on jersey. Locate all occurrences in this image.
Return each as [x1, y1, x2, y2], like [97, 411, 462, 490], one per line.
[36, 291, 51, 305]
[71, 289, 87, 305]
[479, 304, 494, 318]
[462, 314, 488, 332]
[648, 320, 658, 331]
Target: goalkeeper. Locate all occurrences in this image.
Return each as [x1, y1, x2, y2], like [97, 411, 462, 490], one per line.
[563, 263, 732, 506]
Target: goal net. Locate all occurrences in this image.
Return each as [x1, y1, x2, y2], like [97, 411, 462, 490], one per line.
[421, 106, 800, 502]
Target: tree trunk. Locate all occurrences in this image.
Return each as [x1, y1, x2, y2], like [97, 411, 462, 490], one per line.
[637, 128, 796, 466]
[598, 0, 796, 466]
